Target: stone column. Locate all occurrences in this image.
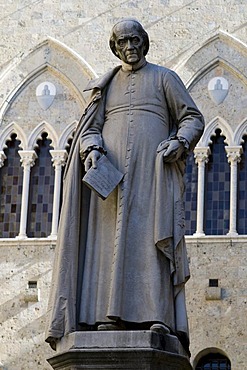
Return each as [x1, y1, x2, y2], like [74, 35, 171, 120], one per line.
[0, 151, 7, 168]
[225, 146, 243, 236]
[193, 147, 210, 237]
[17, 150, 37, 239]
[49, 150, 68, 238]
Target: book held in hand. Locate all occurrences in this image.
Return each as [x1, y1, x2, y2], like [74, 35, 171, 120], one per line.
[82, 155, 124, 200]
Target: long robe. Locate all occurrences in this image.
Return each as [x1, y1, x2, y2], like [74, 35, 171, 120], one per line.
[45, 61, 204, 348]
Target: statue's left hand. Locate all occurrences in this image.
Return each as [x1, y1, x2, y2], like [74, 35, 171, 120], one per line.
[84, 150, 101, 172]
[158, 139, 185, 163]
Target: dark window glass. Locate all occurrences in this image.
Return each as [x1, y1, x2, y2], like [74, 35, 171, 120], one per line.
[0, 134, 23, 238]
[204, 129, 230, 235]
[196, 353, 231, 370]
[238, 135, 247, 234]
[184, 151, 198, 235]
[27, 133, 54, 237]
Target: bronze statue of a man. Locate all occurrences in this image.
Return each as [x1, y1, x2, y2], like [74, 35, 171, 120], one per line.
[46, 19, 204, 355]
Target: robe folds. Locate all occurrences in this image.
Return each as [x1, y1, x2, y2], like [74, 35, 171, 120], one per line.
[45, 62, 204, 348]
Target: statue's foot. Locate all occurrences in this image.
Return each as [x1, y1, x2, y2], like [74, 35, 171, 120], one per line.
[150, 323, 170, 335]
[45, 336, 58, 351]
[97, 321, 126, 331]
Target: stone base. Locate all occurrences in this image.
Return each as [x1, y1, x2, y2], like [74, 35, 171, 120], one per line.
[47, 331, 192, 370]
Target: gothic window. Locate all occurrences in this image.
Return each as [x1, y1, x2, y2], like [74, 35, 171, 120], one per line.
[204, 129, 230, 235]
[195, 353, 231, 369]
[238, 135, 247, 234]
[27, 132, 54, 237]
[184, 151, 198, 235]
[0, 134, 23, 238]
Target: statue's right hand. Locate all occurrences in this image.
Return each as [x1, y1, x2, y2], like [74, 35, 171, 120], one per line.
[84, 150, 101, 172]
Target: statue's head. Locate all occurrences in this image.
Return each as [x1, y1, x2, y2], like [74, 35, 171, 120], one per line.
[109, 19, 149, 65]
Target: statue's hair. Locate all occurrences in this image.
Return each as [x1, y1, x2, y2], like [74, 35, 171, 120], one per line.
[109, 18, 149, 59]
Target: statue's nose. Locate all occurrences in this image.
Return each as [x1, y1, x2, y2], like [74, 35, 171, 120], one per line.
[127, 40, 134, 49]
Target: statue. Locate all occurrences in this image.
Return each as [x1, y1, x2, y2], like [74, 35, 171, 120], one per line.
[45, 19, 204, 356]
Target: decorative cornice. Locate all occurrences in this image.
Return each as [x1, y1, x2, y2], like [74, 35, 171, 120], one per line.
[50, 149, 68, 167]
[194, 146, 211, 164]
[18, 150, 37, 167]
[225, 146, 243, 164]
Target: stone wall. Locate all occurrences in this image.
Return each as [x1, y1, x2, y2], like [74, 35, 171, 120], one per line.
[1, 238, 247, 369]
[0, 240, 55, 370]
[186, 237, 247, 369]
[1, 1, 247, 79]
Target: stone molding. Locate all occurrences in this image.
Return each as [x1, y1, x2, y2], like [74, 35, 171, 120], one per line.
[0, 122, 27, 150]
[27, 121, 59, 150]
[225, 146, 243, 163]
[0, 38, 97, 123]
[193, 147, 211, 237]
[48, 331, 192, 370]
[197, 116, 234, 147]
[50, 149, 68, 167]
[17, 150, 38, 239]
[49, 150, 68, 237]
[225, 146, 243, 236]
[19, 150, 38, 168]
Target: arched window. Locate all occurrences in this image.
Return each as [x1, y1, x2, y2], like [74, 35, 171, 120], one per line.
[204, 129, 230, 235]
[196, 353, 231, 369]
[27, 132, 54, 237]
[238, 135, 247, 234]
[184, 151, 198, 235]
[0, 134, 23, 238]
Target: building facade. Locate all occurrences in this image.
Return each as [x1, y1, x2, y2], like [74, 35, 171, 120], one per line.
[0, 1, 247, 369]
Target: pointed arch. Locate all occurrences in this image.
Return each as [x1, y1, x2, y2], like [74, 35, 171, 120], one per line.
[0, 38, 97, 122]
[198, 116, 233, 147]
[0, 122, 27, 150]
[58, 120, 78, 149]
[234, 118, 247, 145]
[172, 31, 247, 88]
[27, 121, 58, 149]
[187, 57, 247, 91]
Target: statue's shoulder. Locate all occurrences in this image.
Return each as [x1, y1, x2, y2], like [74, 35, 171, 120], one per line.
[146, 63, 185, 88]
[146, 62, 180, 79]
[84, 66, 121, 92]
[146, 62, 168, 73]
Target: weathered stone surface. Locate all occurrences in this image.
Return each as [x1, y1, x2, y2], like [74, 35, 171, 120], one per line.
[48, 331, 192, 370]
[186, 238, 247, 370]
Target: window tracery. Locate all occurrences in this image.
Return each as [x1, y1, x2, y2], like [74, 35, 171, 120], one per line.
[204, 129, 230, 235]
[238, 135, 247, 234]
[0, 134, 22, 238]
[26, 132, 54, 237]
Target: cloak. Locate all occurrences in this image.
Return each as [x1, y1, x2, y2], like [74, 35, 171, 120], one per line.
[45, 63, 204, 351]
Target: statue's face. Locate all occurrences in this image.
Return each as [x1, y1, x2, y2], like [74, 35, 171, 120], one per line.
[114, 21, 145, 65]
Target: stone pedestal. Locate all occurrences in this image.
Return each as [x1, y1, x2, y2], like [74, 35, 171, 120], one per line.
[47, 331, 192, 370]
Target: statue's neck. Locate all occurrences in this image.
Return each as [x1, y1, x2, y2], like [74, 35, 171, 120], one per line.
[121, 57, 147, 72]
